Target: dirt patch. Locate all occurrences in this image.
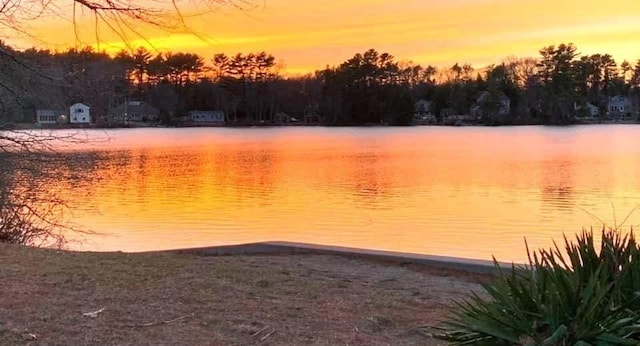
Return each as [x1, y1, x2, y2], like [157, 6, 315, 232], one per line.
[0, 244, 489, 345]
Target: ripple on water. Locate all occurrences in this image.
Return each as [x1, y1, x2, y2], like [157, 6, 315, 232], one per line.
[15, 126, 640, 262]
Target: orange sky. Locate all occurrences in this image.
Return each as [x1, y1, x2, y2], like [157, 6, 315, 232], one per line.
[12, 0, 640, 75]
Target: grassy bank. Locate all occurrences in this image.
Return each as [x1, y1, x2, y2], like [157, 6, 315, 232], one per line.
[0, 244, 488, 345]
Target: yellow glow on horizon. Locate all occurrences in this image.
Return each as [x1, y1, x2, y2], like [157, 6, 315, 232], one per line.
[11, 0, 640, 73]
[93, 34, 279, 54]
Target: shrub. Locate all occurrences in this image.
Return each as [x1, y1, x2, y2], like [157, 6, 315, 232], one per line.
[436, 228, 640, 345]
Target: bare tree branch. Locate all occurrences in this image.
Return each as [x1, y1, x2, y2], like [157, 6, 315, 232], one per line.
[0, 0, 255, 48]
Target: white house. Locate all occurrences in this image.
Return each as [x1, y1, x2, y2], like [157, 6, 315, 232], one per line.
[189, 110, 225, 124]
[69, 103, 91, 124]
[36, 109, 64, 125]
[608, 95, 632, 118]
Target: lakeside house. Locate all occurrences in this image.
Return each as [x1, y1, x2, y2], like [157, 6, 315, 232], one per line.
[111, 101, 159, 123]
[274, 112, 298, 124]
[414, 99, 436, 123]
[36, 109, 65, 125]
[470, 91, 511, 119]
[188, 110, 225, 125]
[607, 95, 632, 119]
[303, 103, 321, 125]
[69, 103, 91, 124]
[414, 99, 433, 118]
[574, 102, 599, 118]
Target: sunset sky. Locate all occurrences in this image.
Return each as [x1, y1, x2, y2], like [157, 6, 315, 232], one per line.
[13, 0, 640, 75]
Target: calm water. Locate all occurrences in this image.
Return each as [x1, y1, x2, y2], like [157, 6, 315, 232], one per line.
[29, 126, 640, 262]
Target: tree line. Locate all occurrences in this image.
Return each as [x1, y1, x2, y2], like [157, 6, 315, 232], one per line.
[2, 42, 640, 126]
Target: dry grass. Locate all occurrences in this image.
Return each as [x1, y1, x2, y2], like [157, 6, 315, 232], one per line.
[0, 244, 489, 345]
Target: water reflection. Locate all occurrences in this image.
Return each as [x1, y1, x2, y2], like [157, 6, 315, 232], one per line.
[540, 157, 575, 213]
[348, 151, 395, 208]
[15, 126, 640, 262]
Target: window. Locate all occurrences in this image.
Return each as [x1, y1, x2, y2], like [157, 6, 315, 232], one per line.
[75, 108, 84, 113]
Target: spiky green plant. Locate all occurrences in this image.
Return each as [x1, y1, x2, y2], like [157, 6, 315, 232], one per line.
[436, 228, 640, 345]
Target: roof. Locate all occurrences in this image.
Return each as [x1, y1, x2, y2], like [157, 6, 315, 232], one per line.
[36, 109, 63, 115]
[610, 95, 630, 102]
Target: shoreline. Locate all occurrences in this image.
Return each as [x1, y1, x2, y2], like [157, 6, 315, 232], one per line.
[161, 241, 515, 274]
[6, 119, 640, 130]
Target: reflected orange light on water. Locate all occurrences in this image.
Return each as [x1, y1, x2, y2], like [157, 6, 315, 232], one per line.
[40, 127, 640, 263]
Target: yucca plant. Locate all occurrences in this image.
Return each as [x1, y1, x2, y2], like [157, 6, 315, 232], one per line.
[436, 228, 640, 345]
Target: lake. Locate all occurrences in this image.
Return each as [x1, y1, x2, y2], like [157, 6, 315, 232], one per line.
[27, 125, 640, 263]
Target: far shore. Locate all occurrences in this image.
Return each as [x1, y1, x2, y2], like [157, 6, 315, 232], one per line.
[0, 242, 490, 345]
[5, 117, 640, 130]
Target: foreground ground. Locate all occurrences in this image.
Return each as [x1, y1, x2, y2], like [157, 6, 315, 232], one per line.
[0, 244, 489, 345]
